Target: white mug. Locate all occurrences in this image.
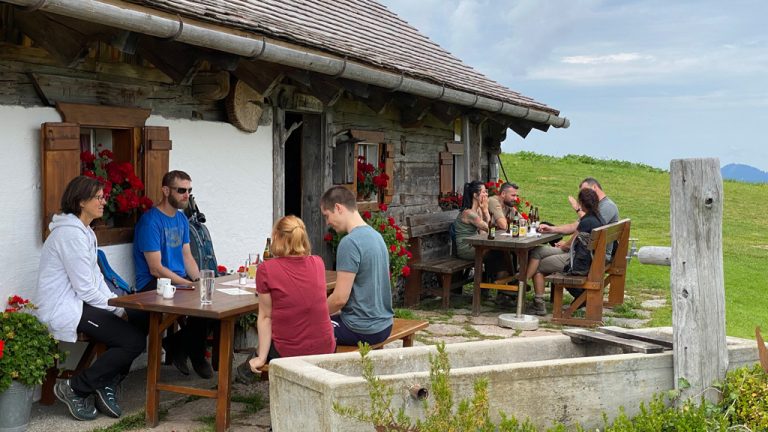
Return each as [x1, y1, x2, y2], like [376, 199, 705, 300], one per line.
[161, 284, 176, 299]
[156, 278, 172, 295]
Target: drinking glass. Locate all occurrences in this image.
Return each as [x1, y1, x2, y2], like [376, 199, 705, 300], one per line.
[200, 269, 215, 305]
[248, 253, 260, 279]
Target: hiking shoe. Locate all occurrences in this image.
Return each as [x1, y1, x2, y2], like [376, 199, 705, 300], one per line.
[191, 357, 214, 379]
[163, 337, 190, 375]
[526, 298, 547, 316]
[95, 385, 122, 418]
[235, 359, 258, 385]
[494, 293, 517, 307]
[54, 380, 97, 421]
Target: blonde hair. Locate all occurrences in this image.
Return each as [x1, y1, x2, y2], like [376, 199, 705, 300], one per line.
[270, 215, 311, 257]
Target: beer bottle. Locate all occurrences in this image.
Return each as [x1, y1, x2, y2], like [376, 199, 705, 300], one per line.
[263, 238, 273, 260]
[487, 221, 495, 240]
[512, 216, 520, 237]
[506, 215, 511, 234]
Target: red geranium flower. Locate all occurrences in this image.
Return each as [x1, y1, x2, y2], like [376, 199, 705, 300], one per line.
[323, 233, 333, 242]
[362, 211, 371, 220]
[396, 231, 405, 242]
[378, 203, 388, 212]
[390, 244, 396, 253]
[401, 266, 411, 277]
[217, 265, 227, 274]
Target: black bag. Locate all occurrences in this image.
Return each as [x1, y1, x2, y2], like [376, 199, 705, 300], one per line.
[185, 195, 221, 275]
[564, 232, 592, 276]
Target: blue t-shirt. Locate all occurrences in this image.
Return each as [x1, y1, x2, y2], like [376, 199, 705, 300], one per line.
[336, 224, 394, 334]
[133, 207, 190, 290]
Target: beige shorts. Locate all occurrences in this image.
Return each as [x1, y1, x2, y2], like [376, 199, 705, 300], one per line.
[530, 245, 569, 274]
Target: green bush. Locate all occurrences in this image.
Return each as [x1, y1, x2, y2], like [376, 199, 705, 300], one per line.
[722, 363, 768, 429]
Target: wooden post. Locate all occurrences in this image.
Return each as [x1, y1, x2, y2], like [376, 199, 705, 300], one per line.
[670, 158, 727, 404]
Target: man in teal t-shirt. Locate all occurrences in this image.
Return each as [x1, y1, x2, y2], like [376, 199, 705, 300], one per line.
[320, 186, 393, 346]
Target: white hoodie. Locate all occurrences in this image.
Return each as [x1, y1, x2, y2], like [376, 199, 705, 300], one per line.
[35, 213, 124, 342]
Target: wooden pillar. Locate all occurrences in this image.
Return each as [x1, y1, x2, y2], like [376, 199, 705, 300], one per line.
[670, 158, 727, 405]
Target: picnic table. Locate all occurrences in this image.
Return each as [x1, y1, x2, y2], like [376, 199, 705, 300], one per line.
[109, 271, 336, 432]
[465, 232, 561, 316]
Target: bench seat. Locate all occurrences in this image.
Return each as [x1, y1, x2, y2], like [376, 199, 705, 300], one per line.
[259, 318, 428, 378]
[410, 256, 473, 274]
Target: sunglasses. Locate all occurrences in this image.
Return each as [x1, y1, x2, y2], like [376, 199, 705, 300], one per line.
[170, 187, 192, 194]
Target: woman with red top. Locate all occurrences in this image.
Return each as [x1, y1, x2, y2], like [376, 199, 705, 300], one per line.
[236, 215, 335, 382]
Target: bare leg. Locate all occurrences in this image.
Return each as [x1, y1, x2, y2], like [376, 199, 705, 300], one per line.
[533, 272, 546, 296]
[526, 258, 541, 280]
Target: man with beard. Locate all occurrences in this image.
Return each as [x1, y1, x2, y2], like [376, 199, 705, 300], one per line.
[131, 170, 213, 378]
[488, 182, 519, 231]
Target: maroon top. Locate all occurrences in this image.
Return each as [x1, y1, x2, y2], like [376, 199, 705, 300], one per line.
[256, 255, 336, 357]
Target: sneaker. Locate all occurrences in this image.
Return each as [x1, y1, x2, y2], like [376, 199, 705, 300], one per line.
[191, 357, 214, 379]
[163, 337, 190, 375]
[54, 380, 98, 421]
[235, 359, 258, 385]
[526, 298, 547, 316]
[95, 385, 122, 418]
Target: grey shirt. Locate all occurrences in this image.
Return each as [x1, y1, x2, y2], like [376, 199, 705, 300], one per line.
[598, 196, 620, 258]
[336, 224, 394, 334]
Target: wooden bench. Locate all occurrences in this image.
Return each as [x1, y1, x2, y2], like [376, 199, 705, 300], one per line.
[258, 318, 428, 378]
[404, 210, 473, 308]
[40, 333, 106, 405]
[547, 218, 631, 327]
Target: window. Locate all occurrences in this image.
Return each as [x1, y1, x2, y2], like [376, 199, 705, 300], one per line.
[41, 103, 170, 245]
[331, 129, 393, 211]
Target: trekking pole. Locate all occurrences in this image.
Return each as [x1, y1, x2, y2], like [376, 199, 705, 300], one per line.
[497, 154, 509, 182]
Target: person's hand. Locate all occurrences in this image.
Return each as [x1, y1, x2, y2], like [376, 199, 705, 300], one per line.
[568, 196, 579, 211]
[555, 241, 568, 250]
[538, 224, 553, 233]
[480, 194, 489, 209]
[249, 356, 267, 372]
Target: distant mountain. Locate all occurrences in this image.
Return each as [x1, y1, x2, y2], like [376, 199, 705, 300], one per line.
[721, 164, 768, 183]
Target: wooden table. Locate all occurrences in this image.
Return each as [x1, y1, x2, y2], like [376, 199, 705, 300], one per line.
[465, 232, 561, 316]
[109, 270, 337, 432]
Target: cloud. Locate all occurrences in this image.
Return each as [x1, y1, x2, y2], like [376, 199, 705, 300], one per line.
[561, 53, 655, 65]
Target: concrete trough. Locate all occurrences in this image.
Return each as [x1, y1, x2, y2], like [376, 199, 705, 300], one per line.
[268, 328, 759, 431]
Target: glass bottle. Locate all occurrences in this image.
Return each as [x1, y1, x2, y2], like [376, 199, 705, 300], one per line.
[512, 215, 520, 237]
[263, 238, 273, 260]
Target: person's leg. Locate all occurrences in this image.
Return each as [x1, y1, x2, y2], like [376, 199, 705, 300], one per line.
[331, 315, 392, 347]
[179, 317, 213, 378]
[72, 304, 146, 417]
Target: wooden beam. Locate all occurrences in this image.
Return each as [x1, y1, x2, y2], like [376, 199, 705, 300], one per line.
[15, 11, 91, 67]
[430, 101, 462, 125]
[233, 60, 285, 99]
[308, 75, 345, 107]
[192, 71, 230, 101]
[396, 95, 431, 129]
[135, 35, 203, 84]
[563, 329, 665, 354]
[358, 85, 392, 114]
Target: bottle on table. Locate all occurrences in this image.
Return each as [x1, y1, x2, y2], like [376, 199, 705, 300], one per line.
[487, 222, 496, 240]
[263, 238, 273, 260]
[505, 215, 512, 234]
[512, 215, 520, 237]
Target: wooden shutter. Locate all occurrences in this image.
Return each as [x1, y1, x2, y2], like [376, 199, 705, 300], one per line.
[439, 151, 453, 195]
[142, 126, 172, 206]
[383, 142, 395, 204]
[41, 122, 81, 240]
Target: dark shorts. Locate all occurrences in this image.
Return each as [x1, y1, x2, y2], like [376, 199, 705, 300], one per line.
[331, 315, 393, 348]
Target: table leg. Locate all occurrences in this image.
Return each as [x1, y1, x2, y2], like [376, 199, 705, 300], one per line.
[472, 246, 487, 316]
[515, 250, 530, 318]
[215, 318, 235, 432]
[146, 312, 162, 427]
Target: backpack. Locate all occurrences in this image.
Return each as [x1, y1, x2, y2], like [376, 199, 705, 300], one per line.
[564, 232, 593, 276]
[184, 195, 221, 275]
[97, 249, 133, 296]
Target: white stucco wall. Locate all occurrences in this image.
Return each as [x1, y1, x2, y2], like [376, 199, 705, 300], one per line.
[0, 105, 273, 303]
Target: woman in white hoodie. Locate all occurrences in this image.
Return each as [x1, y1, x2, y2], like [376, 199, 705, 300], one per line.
[35, 176, 145, 421]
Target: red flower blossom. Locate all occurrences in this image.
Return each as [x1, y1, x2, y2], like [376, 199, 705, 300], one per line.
[80, 151, 96, 164]
[390, 244, 397, 253]
[521, 212, 529, 220]
[0, 339, 4, 359]
[398, 246, 407, 256]
[362, 211, 372, 220]
[237, 266, 246, 273]
[388, 217, 396, 226]
[395, 231, 405, 242]
[378, 203, 388, 212]
[379, 223, 387, 232]
[323, 233, 333, 242]
[401, 266, 411, 277]
[406, 250, 413, 259]
[217, 265, 227, 274]
[98, 149, 114, 159]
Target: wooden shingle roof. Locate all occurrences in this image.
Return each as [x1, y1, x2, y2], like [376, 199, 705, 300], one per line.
[124, 0, 559, 115]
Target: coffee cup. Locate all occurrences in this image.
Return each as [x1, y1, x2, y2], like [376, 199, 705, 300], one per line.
[157, 278, 172, 295]
[161, 284, 176, 299]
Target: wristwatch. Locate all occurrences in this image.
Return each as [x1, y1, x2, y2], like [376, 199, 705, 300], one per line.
[575, 207, 582, 213]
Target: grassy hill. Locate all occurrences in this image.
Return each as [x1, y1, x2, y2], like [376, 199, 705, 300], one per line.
[499, 151, 768, 339]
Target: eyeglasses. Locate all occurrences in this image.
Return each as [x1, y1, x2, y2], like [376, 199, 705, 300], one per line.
[171, 187, 192, 194]
[93, 194, 109, 202]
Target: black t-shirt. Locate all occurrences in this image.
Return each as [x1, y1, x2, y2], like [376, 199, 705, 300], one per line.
[577, 213, 603, 235]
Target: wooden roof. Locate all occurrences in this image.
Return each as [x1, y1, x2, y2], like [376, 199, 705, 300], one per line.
[123, 0, 559, 116]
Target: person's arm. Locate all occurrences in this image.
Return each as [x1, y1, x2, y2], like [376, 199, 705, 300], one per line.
[248, 293, 273, 371]
[144, 251, 196, 285]
[327, 271, 354, 315]
[539, 220, 578, 235]
[182, 243, 201, 281]
[463, 209, 489, 233]
[59, 235, 122, 314]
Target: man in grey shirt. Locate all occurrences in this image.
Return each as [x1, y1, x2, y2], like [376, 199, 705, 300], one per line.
[525, 177, 620, 314]
[320, 186, 394, 346]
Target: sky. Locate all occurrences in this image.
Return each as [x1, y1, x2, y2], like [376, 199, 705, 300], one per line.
[378, 0, 768, 171]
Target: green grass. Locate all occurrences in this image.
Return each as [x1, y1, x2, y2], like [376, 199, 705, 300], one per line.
[87, 412, 147, 432]
[500, 151, 768, 339]
[231, 391, 267, 414]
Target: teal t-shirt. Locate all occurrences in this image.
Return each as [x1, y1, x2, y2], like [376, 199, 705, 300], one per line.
[336, 224, 394, 334]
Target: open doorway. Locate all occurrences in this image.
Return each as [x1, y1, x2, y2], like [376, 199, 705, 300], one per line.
[284, 112, 303, 217]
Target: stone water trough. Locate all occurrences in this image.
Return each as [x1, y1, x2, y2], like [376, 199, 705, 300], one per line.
[268, 327, 760, 431]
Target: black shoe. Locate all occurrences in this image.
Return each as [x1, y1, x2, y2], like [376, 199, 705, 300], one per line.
[494, 293, 517, 307]
[235, 359, 258, 385]
[54, 380, 98, 421]
[163, 337, 190, 375]
[191, 357, 214, 379]
[94, 385, 122, 418]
